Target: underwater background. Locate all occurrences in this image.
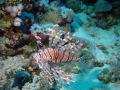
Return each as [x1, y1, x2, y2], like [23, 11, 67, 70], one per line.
[0, 0, 120, 90]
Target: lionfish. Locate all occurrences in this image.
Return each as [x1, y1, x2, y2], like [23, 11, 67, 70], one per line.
[33, 24, 83, 89]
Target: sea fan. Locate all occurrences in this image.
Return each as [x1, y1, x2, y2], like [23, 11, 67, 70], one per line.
[33, 24, 83, 89]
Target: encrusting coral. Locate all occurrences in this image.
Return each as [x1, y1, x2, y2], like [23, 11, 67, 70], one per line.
[0, 55, 30, 89]
[33, 24, 83, 89]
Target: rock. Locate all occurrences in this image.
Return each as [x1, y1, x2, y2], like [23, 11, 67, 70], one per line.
[95, 0, 112, 12]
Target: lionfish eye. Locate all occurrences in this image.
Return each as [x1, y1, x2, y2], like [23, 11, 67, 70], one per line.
[38, 43, 43, 48]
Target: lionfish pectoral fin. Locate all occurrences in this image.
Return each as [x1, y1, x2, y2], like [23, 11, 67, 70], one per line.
[59, 88, 63, 90]
[70, 79, 75, 82]
[38, 61, 44, 68]
[48, 78, 53, 85]
[58, 85, 62, 90]
[76, 57, 80, 61]
[67, 75, 75, 82]
[55, 78, 62, 90]
[65, 80, 70, 86]
[57, 82, 62, 90]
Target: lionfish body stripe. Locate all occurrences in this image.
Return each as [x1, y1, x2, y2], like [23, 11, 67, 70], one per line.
[34, 48, 80, 63]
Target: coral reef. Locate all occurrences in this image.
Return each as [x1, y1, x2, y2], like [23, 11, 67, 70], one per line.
[22, 75, 41, 90]
[0, 0, 120, 90]
[65, 0, 87, 13]
[95, 0, 112, 12]
[5, 4, 24, 27]
[98, 68, 112, 84]
[0, 56, 30, 89]
[12, 70, 32, 89]
[98, 65, 120, 85]
[0, 0, 4, 4]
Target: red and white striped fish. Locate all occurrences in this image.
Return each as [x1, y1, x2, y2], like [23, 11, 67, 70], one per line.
[33, 48, 80, 64]
[32, 24, 84, 89]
